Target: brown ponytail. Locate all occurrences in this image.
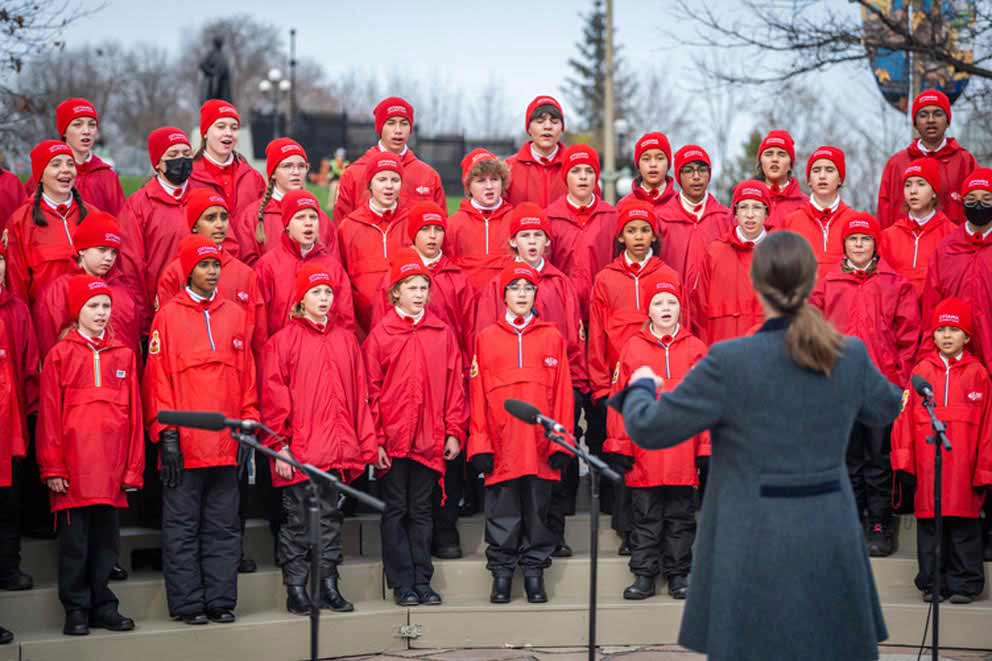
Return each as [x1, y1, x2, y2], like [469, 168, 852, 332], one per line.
[256, 177, 276, 245]
[750, 231, 843, 375]
[72, 188, 88, 223]
[31, 183, 45, 226]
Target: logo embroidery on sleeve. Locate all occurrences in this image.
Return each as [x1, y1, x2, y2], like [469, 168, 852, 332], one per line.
[116, 369, 127, 379]
[968, 391, 983, 401]
[544, 356, 559, 368]
[148, 330, 161, 355]
[900, 389, 909, 412]
[237, 291, 249, 302]
[232, 337, 245, 350]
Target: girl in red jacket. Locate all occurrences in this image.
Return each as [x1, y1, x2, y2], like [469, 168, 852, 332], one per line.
[38, 274, 143, 636]
[756, 130, 807, 229]
[809, 214, 920, 557]
[365, 250, 467, 606]
[467, 261, 573, 604]
[188, 100, 266, 221]
[445, 149, 515, 291]
[690, 181, 771, 345]
[604, 271, 708, 601]
[880, 158, 954, 296]
[891, 298, 992, 602]
[0, 167, 26, 235]
[504, 96, 568, 208]
[261, 264, 377, 616]
[618, 133, 676, 212]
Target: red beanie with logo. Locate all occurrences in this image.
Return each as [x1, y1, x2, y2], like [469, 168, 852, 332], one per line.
[758, 130, 796, 165]
[615, 200, 657, 236]
[674, 145, 711, 175]
[366, 155, 404, 182]
[732, 180, 772, 210]
[72, 211, 123, 252]
[406, 201, 447, 241]
[374, 97, 414, 136]
[960, 167, 992, 198]
[841, 214, 881, 244]
[500, 261, 539, 292]
[56, 98, 98, 137]
[525, 95, 564, 131]
[461, 148, 498, 187]
[199, 100, 241, 135]
[265, 138, 307, 179]
[902, 158, 941, 194]
[31, 140, 75, 183]
[509, 202, 552, 238]
[67, 274, 112, 320]
[806, 146, 846, 184]
[294, 263, 335, 304]
[179, 235, 222, 280]
[281, 190, 320, 228]
[932, 297, 972, 335]
[389, 247, 431, 289]
[148, 127, 191, 168]
[562, 144, 601, 182]
[913, 89, 952, 125]
[634, 132, 672, 170]
[640, 270, 683, 309]
[185, 189, 229, 229]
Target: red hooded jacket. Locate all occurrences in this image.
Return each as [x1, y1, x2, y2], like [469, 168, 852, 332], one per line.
[690, 229, 766, 345]
[655, 193, 733, 286]
[230, 195, 339, 266]
[0, 314, 26, 488]
[260, 317, 377, 487]
[0, 170, 26, 234]
[0, 288, 40, 419]
[545, 195, 618, 317]
[879, 211, 955, 297]
[37, 330, 144, 511]
[445, 198, 515, 292]
[780, 200, 861, 284]
[188, 156, 267, 221]
[144, 292, 259, 469]
[765, 178, 807, 230]
[618, 177, 678, 217]
[877, 139, 978, 228]
[891, 351, 992, 518]
[364, 310, 468, 475]
[27, 154, 125, 216]
[603, 327, 710, 487]
[467, 317, 574, 485]
[333, 145, 445, 221]
[6, 200, 88, 305]
[505, 142, 569, 208]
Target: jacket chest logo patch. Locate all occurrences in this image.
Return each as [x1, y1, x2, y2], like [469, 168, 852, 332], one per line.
[469, 355, 479, 378]
[968, 391, 982, 401]
[544, 356, 559, 368]
[900, 389, 909, 412]
[415, 185, 431, 195]
[0, 349, 6, 359]
[148, 330, 161, 355]
[611, 361, 620, 385]
[237, 291, 249, 302]
[116, 369, 127, 379]
[232, 337, 245, 350]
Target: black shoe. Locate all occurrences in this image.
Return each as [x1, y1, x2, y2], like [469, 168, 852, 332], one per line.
[984, 535, 992, 562]
[551, 543, 573, 558]
[458, 501, 479, 517]
[490, 576, 512, 603]
[238, 556, 257, 573]
[623, 575, 656, 600]
[109, 563, 128, 581]
[922, 592, 946, 603]
[524, 575, 548, 603]
[0, 569, 33, 591]
[89, 609, 135, 632]
[206, 608, 236, 623]
[0, 626, 12, 645]
[867, 522, 894, 557]
[617, 537, 632, 557]
[394, 588, 420, 607]
[179, 613, 208, 625]
[286, 585, 312, 615]
[432, 544, 463, 559]
[668, 575, 689, 600]
[414, 584, 442, 605]
[63, 610, 89, 636]
[949, 593, 974, 604]
[320, 576, 354, 612]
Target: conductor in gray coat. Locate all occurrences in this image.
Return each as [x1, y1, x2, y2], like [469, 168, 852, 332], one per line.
[611, 231, 903, 661]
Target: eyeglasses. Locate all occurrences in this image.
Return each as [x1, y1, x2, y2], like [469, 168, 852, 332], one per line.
[507, 284, 537, 293]
[679, 166, 710, 176]
[278, 162, 309, 172]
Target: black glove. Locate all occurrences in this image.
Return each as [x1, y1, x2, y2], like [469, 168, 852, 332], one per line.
[471, 453, 494, 476]
[603, 452, 634, 473]
[159, 429, 183, 488]
[549, 452, 572, 471]
[892, 470, 916, 515]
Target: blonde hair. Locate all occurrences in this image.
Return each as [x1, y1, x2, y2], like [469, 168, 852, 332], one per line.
[256, 176, 276, 245]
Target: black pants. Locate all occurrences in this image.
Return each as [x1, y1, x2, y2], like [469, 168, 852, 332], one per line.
[0, 485, 21, 577]
[548, 391, 585, 542]
[381, 458, 436, 589]
[485, 476, 556, 577]
[161, 466, 240, 617]
[277, 479, 342, 586]
[57, 506, 119, 614]
[432, 455, 463, 549]
[629, 486, 695, 579]
[137, 435, 162, 529]
[18, 416, 52, 537]
[915, 516, 985, 597]
[846, 422, 892, 524]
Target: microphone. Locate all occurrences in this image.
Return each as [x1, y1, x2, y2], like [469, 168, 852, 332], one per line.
[504, 399, 569, 434]
[157, 410, 261, 431]
[911, 375, 934, 400]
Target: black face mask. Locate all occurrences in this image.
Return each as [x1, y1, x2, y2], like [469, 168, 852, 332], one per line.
[163, 157, 193, 186]
[964, 203, 992, 227]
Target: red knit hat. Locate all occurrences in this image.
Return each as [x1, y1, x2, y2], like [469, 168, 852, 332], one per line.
[185, 189, 229, 229]
[406, 201, 446, 241]
[67, 274, 112, 320]
[265, 138, 307, 179]
[72, 211, 123, 252]
[55, 98, 98, 137]
[31, 140, 75, 183]
[841, 214, 881, 244]
[525, 95, 564, 131]
[389, 247, 431, 289]
[674, 144, 711, 175]
[199, 100, 240, 135]
[179, 235, 222, 280]
[509, 202, 552, 238]
[960, 168, 992, 198]
[913, 89, 952, 125]
[147, 127, 191, 167]
[461, 148, 498, 186]
[373, 97, 414, 136]
[366, 155, 404, 182]
[732, 180, 772, 210]
[902, 158, 941, 194]
[640, 270, 683, 309]
[562, 144, 601, 183]
[932, 297, 972, 335]
[634, 132, 672, 169]
[758, 130, 796, 164]
[806, 146, 846, 183]
[294, 263, 335, 304]
[281, 190, 320, 228]
[615, 200, 657, 236]
[499, 261, 539, 292]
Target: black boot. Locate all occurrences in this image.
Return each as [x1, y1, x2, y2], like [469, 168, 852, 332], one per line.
[623, 575, 656, 600]
[617, 534, 631, 557]
[524, 575, 548, 603]
[668, 575, 689, 600]
[984, 533, 992, 562]
[319, 576, 354, 612]
[0, 569, 33, 591]
[63, 609, 89, 636]
[551, 543, 573, 558]
[0, 626, 12, 644]
[286, 585, 312, 615]
[89, 609, 135, 631]
[867, 522, 894, 557]
[490, 575, 512, 603]
[109, 563, 128, 581]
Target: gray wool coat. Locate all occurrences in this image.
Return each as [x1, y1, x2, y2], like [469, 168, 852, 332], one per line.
[614, 320, 903, 661]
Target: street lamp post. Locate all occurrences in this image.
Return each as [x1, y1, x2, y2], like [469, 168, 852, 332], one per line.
[258, 67, 292, 143]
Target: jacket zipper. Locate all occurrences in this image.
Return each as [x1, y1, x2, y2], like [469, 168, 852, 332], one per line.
[203, 310, 217, 351]
[944, 363, 950, 407]
[820, 220, 830, 252]
[660, 342, 671, 379]
[93, 348, 102, 387]
[484, 217, 490, 255]
[633, 274, 641, 310]
[912, 233, 921, 269]
[514, 329, 523, 368]
[62, 218, 74, 246]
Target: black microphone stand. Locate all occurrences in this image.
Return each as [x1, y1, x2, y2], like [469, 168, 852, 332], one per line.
[540, 424, 622, 661]
[230, 429, 385, 661]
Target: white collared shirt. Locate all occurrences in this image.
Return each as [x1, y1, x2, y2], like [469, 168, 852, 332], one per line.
[157, 176, 188, 198]
[184, 286, 218, 303]
[909, 209, 936, 226]
[395, 306, 424, 325]
[649, 323, 680, 342]
[272, 187, 285, 202]
[378, 141, 408, 157]
[736, 227, 767, 244]
[42, 192, 73, 211]
[419, 250, 443, 267]
[470, 198, 503, 213]
[203, 151, 234, 167]
[624, 248, 653, 267]
[369, 199, 398, 215]
[917, 137, 947, 154]
[77, 326, 106, 342]
[967, 222, 992, 239]
[566, 194, 596, 209]
[531, 143, 559, 162]
[939, 352, 964, 367]
[810, 195, 841, 213]
[504, 309, 534, 329]
[679, 192, 707, 219]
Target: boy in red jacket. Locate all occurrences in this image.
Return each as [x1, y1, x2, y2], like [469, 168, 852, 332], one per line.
[468, 262, 573, 604]
[604, 271, 708, 601]
[891, 298, 992, 602]
[38, 274, 143, 636]
[144, 236, 259, 625]
[365, 250, 467, 605]
[618, 132, 676, 213]
[756, 130, 807, 229]
[261, 264, 377, 615]
[877, 90, 977, 228]
[505, 96, 568, 207]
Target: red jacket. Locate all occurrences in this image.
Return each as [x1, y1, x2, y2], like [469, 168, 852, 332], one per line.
[603, 327, 709, 487]
[6, 200, 87, 305]
[879, 211, 954, 297]
[188, 156, 267, 222]
[254, 234, 355, 338]
[618, 178, 677, 216]
[117, 178, 190, 302]
[444, 198, 515, 292]
[144, 292, 259, 469]
[364, 310, 468, 475]
[587, 255, 681, 399]
[545, 196, 618, 318]
[333, 145, 445, 221]
[27, 154, 125, 216]
[891, 352, 992, 518]
[780, 201, 861, 284]
[655, 193, 733, 287]
[877, 139, 978, 228]
[0, 288, 40, 419]
[505, 142, 569, 208]
[922, 227, 992, 368]
[0, 170, 26, 234]
[37, 330, 144, 511]
[765, 178, 807, 230]
[467, 317, 574, 485]
[0, 314, 26, 488]
[230, 195, 340, 266]
[337, 204, 412, 337]
[260, 317, 377, 487]
[809, 260, 920, 385]
[475, 259, 589, 394]
[690, 230, 765, 345]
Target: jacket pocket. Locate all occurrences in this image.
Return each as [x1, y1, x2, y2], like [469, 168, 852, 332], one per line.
[63, 386, 130, 500]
